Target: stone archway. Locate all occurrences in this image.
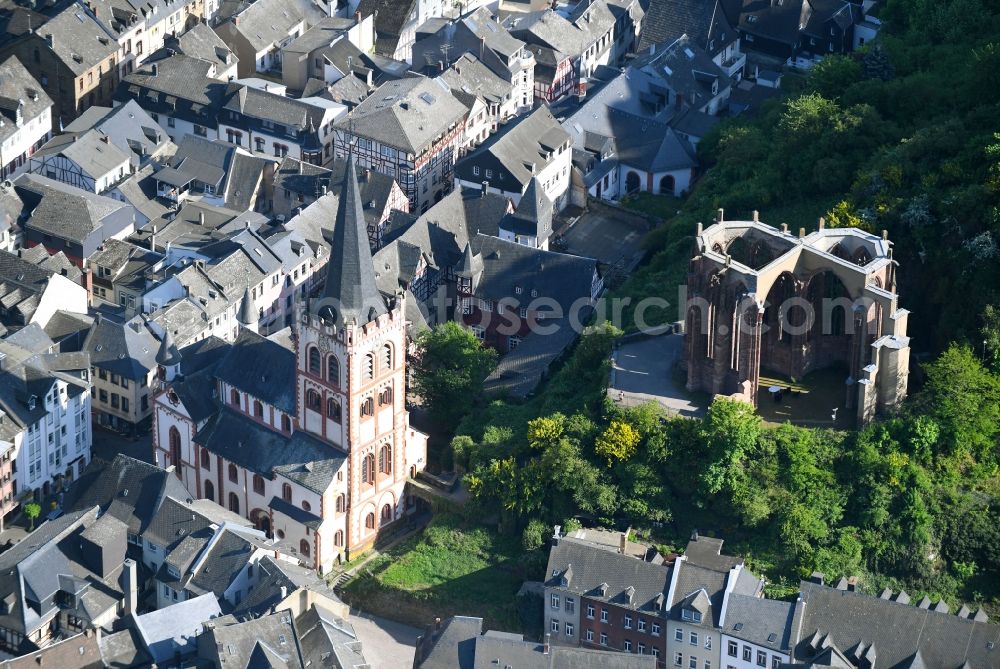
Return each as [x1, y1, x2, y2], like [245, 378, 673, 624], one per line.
[625, 171, 641, 193]
[659, 174, 675, 195]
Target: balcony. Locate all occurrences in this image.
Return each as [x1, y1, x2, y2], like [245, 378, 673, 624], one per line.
[720, 52, 747, 79]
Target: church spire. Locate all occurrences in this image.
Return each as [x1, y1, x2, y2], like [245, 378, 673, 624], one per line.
[319, 158, 387, 328]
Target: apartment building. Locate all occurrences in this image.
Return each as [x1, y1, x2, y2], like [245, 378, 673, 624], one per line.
[0, 56, 53, 181]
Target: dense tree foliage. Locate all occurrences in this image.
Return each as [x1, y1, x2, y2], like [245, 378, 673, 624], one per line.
[450, 0, 1000, 614]
[411, 322, 498, 431]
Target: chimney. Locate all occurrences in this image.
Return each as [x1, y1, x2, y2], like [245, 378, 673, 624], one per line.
[321, 184, 327, 195]
[619, 532, 627, 554]
[150, 224, 157, 251]
[123, 559, 138, 617]
[198, 211, 205, 225]
[847, 576, 858, 592]
[354, 10, 361, 21]
[481, 180, 489, 198]
[280, 586, 287, 599]
[434, 617, 442, 630]
[45, 33, 54, 48]
[799, 227, 806, 238]
[818, 216, 825, 230]
[809, 571, 825, 586]
[151, 62, 158, 76]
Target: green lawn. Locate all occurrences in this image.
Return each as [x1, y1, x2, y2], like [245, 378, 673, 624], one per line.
[341, 514, 540, 632]
[620, 192, 684, 220]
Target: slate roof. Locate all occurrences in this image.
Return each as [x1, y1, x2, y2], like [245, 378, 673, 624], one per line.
[415, 615, 657, 668]
[229, 555, 299, 620]
[470, 233, 597, 312]
[336, 76, 468, 155]
[318, 159, 387, 328]
[668, 560, 728, 627]
[188, 529, 259, 598]
[65, 454, 191, 536]
[632, 34, 731, 112]
[222, 83, 341, 134]
[200, 608, 302, 669]
[16, 245, 83, 282]
[296, 605, 366, 669]
[357, 0, 417, 48]
[82, 314, 159, 379]
[221, 0, 326, 53]
[214, 328, 296, 413]
[170, 23, 239, 72]
[789, 581, 1000, 669]
[16, 173, 133, 244]
[376, 187, 511, 276]
[639, 0, 736, 54]
[0, 507, 125, 639]
[454, 106, 569, 194]
[723, 594, 795, 652]
[545, 536, 673, 616]
[143, 495, 215, 550]
[8, 632, 104, 669]
[37, 6, 118, 76]
[62, 99, 172, 169]
[684, 535, 744, 572]
[43, 309, 93, 349]
[273, 155, 399, 230]
[440, 53, 514, 106]
[134, 592, 221, 662]
[194, 407, 343, 494]
[482, 315, 580, 398]
[118, 54, 229, 128]
[0, 335, 90, 440]
[0, 56, 51, 146]
[283, 16, 357, 54]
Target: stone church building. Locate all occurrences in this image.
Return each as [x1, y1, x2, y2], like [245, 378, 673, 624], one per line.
[151, 160, 428, 573]
[684, 212, 911, 424]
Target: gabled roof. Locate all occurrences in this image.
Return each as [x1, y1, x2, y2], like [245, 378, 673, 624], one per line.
[16, 173, 132, 244]
[36, 7, 118, 76]
[295, 605, 366, 669]
[639, 0, 736, 54]
[65, 454, 191, 536]
[790, 581, 1000, 669]
[335, 76, 468, 155]
[0, 56, 52, 146]
[194, 407, 343, 494]
[82, 313, 159, 379]
[544, 537, 672, 616]
[200, 608, 303, 669]
[415, 615, 657, 668]
[357, 0, 417, 42]
[723, 593, 795, 651]
[171, 23, 239, 72]
[214, 328, 297, 413]
[219, 0, 326, 53]
[454, 106, 569, 194]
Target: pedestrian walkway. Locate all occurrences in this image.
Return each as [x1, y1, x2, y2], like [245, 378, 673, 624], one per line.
[608, 334, 707, 417]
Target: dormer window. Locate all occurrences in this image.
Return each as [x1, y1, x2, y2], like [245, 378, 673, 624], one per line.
[681, 609, 702, 623]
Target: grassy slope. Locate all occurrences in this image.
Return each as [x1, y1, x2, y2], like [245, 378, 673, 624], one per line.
[341, 514, 537, 632]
